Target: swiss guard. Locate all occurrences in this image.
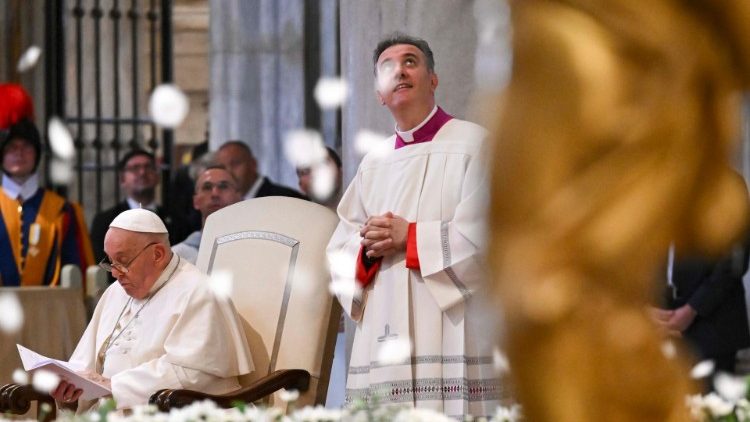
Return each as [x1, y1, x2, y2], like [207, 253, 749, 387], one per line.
[0, 83, 94, 286]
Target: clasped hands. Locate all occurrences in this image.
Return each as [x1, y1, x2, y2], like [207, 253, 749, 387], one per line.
[360, 212, 409, 259]
[649, 304, 697, 337]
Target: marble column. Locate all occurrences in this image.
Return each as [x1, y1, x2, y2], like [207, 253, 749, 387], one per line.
[209, 0, 306, 188]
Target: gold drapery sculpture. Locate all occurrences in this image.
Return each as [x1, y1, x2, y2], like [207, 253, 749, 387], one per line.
[489, 1, 750, 420]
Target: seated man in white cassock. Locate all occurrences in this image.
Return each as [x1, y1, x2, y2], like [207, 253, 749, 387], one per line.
[51, 208, 253, 412]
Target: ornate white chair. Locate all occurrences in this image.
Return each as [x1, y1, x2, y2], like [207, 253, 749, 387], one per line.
[150, 196, 341, 410]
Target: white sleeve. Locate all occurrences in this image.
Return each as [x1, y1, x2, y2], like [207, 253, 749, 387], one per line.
[416, 145, 490, 311]
[326, 167, 368, 322]
[110, 358, 237, 409]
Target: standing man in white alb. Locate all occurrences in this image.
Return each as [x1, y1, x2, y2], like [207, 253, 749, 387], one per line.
[327, 33, 502, 418]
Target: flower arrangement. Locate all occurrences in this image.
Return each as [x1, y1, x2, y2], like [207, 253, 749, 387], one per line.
[0, 393, 523, 422]
[685, 364, 750, 422]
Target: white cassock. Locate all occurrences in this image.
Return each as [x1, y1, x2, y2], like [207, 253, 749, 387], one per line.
[327, 117, 504, 418]
[68, 254, 253, 411]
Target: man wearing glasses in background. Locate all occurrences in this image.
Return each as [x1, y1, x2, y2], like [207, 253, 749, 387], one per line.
[90, 150, 183, 266]
[171, 165, 241, 264]
[52, 208, 253, 412]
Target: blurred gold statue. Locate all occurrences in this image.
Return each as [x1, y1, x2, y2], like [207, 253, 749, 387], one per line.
[490, 1, 750, 420]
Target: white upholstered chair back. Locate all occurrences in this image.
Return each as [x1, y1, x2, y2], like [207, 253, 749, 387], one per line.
[196, 197, 341, 407]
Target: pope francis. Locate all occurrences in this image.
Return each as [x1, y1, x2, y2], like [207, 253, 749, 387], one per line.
[51, 208, 253, 412]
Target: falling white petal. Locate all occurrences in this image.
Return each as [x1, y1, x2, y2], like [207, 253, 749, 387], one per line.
[310, 161, 336, 201]
[314, 77, 349, 109]
[50, 158, 74, 185]
[376, 338, 411, 366]
[328, 279, 361, 299]
[354, 129, 390, 158]
[714, 372, 748, 403]
[17, 45, 42, 73]
[32, 369, 60, 394]
[47, 117, 75, 160]
[328, 251, 355, 279]
[375, 63, 398, 96]
[472, 0, 512, 91]
[148, 84, 189, 129]
[492, 347, 510, 374]
[208, 270, 233, 300]
[283, 129, 326, 168]
[691, 359, 716, 379]
[12, 368, 28, 384]
[660, 340, 676, 359]
[278, 388, 299, 403]
[0, 292, 23, 333]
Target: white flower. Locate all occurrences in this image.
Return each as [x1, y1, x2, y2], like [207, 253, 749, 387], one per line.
[0, 292, 24, 333]
[734, 398, 750, 421]
[31, 369, 60, 394]
[714, 372, 748, 403]
[392, 407, 454, 422]
[691, 360, 715, 379]
[17, 45, 42, 73]
[494, 404, 523, 422]
[314, 77, 349, 110]
[703, 392, 734, 418]
[686, 393, 706, 420]
[242, 405, 283, 420]
[279, 388, 300, 402]
[148, 84, 189, 128]
[290, 404, 343, 421]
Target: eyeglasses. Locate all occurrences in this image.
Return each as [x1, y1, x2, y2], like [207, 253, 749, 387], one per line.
[99, 242, 158, 274]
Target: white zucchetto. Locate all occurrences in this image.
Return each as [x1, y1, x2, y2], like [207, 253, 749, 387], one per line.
[109, 208, 168, 233]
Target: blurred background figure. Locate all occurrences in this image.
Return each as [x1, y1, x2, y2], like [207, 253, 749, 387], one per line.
[216, 141, 306, 201]
[168, 140, 210, 247]
[172, 165, 241, 264]
[0, 83, 94, 286]
[90, 149, 184, 266]
[296, 146, 342, 210]
[655, 231, 750, 374]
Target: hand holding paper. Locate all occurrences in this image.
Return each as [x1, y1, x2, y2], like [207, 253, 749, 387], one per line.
[17, 344, 111, 401]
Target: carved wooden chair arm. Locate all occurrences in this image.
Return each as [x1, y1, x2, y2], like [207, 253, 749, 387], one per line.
[149, 369, 311, 411]
[0, 383, 57, 422]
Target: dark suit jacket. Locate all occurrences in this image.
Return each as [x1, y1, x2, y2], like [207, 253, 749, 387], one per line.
[90, 201, 176, 263]
[668, 247, 750, 358]
[255, 177, 307, 200]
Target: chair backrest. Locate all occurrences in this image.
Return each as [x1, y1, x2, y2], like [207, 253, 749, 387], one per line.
[60, 264, 82, 289]
[196, 197, 341, 407]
